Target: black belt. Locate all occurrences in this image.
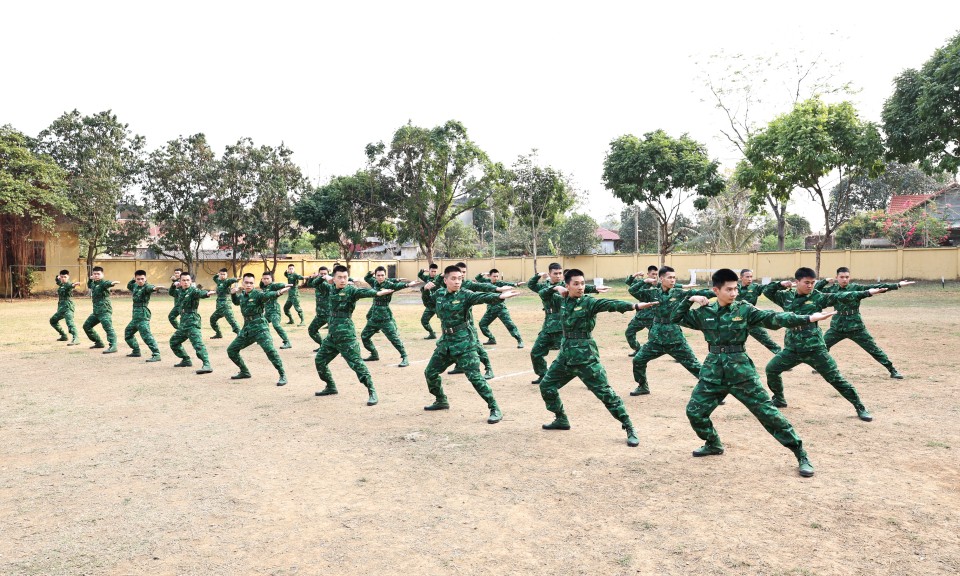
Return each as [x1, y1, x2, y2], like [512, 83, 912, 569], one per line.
[330, 310, 352, 319]
[791, 323, 817, 332]
[652, 317, 669, 324]
[837, 310, 858, 316]
[442, 322, 470, 335]
[373, 297, 391, 306]
[243, 314, 263, 321]
[708, 344, 745, 354]
[562, 331, 592, 339]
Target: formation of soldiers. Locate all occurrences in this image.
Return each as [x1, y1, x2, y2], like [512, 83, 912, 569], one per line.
[49, 262, 914, 477]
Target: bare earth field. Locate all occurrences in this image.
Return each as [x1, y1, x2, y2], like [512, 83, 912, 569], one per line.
[1, 281, 959, 575]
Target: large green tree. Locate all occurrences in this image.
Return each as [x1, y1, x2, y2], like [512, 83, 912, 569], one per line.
[736, 98, 884, 273]
[507, 151, 577, 271]
[435, 219, 481, 259]
[36, 110, 145, 273]
[366, 120, 502, 265]
[555, 213, 600, 255]
[602, 130, 724, 265]
[247, 143, 309, 274]
[693, 182, 760, 252]
[214, 138, 260, 275]
[143, 134, 218, 273]
[829, 161, 953, 219]
[883, 32, 960, 175]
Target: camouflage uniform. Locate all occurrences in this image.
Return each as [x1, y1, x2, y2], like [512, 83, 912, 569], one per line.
[625, 275, 656, 351]
[227, 287, 285, 379]
[124, 279, 160, 357]
[539, 291, 638, 435]
[314, 284, 380, 398]
[676, 297, 811, 460]
[283, 270, 305, 324]
[475, 273, 523, 346]
[83, 279, 117, 348]
[762, 281, 873, 415]
[815, 279, 901, 375]
[630, 285, 713, 394]
[260, 280, 291, 347]
[306, 275, 332, 347]
[50, 277, 79, 342]
[423, 287, 505, 415]
[169, 285, 212, 366]
[736, 282, 783, 354]
[360, 271, 409, 361]
[210, 275, 240, 337]
[458, 277, 500, 375]
[417, 270, 442, 338]
[528, 275, 599, 380]
[168, 281, 182, 329]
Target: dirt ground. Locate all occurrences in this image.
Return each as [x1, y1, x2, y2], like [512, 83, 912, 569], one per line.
[1, 281, 959, 575]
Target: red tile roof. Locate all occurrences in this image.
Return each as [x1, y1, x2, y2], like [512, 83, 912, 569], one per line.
[888, 194, 938, 214]
[596, 227, 621, 241]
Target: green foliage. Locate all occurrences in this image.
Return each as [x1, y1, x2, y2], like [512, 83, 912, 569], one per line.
[215, 138, 261, 272]
[555, 213, 600, 255]
[692, 182, 759, 252]
[759, 234, 804, 252]
[616, 205, 660, 253]
[434, 219, 480, 258]
[830, 161, 953, 218]
[761, 213, 811, 237]
[247, 144, 310, 274]
[278, 231, 317, 255]
[834, 211, 885, 249]
[879, 206, 949, 247]
[602, 130, 724, 262]
[0, 125, 72, 230]
[507, 151, 577, 267]
[491, 219, 534, 256]
[883, 32, 960, 175]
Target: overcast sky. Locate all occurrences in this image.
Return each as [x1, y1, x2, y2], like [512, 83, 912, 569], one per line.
[5, 2, 959, 233]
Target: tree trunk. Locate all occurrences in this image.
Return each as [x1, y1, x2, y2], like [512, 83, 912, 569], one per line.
[86, 243, 97, 278]
[423, 243, 434, 268]
[658, 220, 669, 267]
[531, 224, 539, 274]
[776, 209, 786, 251]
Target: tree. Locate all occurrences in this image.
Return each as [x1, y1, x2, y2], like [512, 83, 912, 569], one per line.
[295, 169, 398, 270]
[617, 205, 660, 253]
[143, 134, 218, 273]
[736, 98, 884, 273]
[0, 125, 72, 296]
[492, 218, 534, 256]
[693, 182, 760, 252]
[834, 211, 884, 249]
[367, 120, 502, 265]
[555, 213, 600, 255]
[829, 161, 953, 219]
[507, 151, 577, 271]
[883, 32, 960, 175]
[214, 138, 260, 275]
[434, 219, 481, 258]
[36, 110, 145, 274]
[757, 213, 811, 251]
[247, 143, 310, 274]
[602, 130, 725, 265]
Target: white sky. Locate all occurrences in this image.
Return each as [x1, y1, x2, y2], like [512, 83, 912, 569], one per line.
[5, 1, 959, 233]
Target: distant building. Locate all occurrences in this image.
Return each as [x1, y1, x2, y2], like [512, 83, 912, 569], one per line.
[360, 239, 421, 259]
[595, 227, 622, 254]
[888, 182, 960, 245]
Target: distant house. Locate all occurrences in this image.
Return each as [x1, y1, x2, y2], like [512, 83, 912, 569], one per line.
[595, 227, 622, 254]
[360, 239, 421, 259]
[888, 182, 960, 245]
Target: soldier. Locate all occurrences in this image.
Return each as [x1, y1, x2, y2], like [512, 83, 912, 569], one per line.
[260, 271, 292, 349]
[361, 266, 420, 367]
[417, 263, 442, 339]
[305, 266, 332, 352]
[676, 268, 835, 477]
[528, 262, 606, 384]
[475, 269, 524, 348]
[210, 268, 240, 339]
[763, 267, 890, 421]
[83, 266, 119, 353]
[737, 269, 783, 354]
[50, 269, 81, 345]
[283, 263, 305, 326]
[168, 268, 183, 329]
[422, 265, 520, 424]
[538, 268, 658, 447]
[815, 267, 914, 379]
[444, 262, 509, 379]
[624, 265, 659, 356]
[629, 266, 713, 396]
[227, 273, 291, 386]
[169, 271, 215, 374]
[314, 265, 396, 406]
[124, 270, 164, 362]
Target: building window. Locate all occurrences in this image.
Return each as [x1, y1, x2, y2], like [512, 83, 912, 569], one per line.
[31, 240, 46, 270]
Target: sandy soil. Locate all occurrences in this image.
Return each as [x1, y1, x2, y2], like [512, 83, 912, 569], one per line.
[1, 283, 958, 575]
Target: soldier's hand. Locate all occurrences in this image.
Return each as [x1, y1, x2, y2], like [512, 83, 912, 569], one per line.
[539, 272, 549, 278]
[643, 277, 657, 284]
[377, 289, 395, 296]
[780, 280, 794, 288]
[868, 287, 888, 295]
[499, 290, 521, 300]
[689, 295, 709, 306]
[424, 281, 435, 291]
[636, 301, 659, 310]
[230, 285, 239, 294]
[495, 285, 511, 293]
[207, 290, 216, 296]
[899, 280, 916, 287]
[809, 311, 836, 323]
[596, 286, 610, 293]
[407, 280, 423, 288]
[825, 277, 836, 284]
[278, 286, 291, 295]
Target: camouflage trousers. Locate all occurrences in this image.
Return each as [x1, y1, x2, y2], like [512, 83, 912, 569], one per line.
[265, 311, 290, 345]
[168, 307, 181, 329]
[420, 308, 436, 336]
[765, 347, 864, 408]
[50, 304, 77, 340]
[824, 328, 893, 371]
[749, 326, 782, 354]
[539, 356, 631, 427]
[624, 314, 653, 351]
[308, 313, 328, 346]
[632, 340, 702, 386]
[210, 299, 240, 337]
[425, 340, 497, 409]
[125, 318, 159, 355]
[530, 330, 563, 377]
[361, 315, 407, 359]
[83, 312, 116, 346]
[228, 321, 284, 376]
[315, 332, 373, 391]
[170, 316, 209, 363]
[478, 306, 522, 343]
[283, 295, 304, 323]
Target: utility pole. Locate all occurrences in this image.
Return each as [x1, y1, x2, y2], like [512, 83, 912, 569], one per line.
[634, 207, 639, 253]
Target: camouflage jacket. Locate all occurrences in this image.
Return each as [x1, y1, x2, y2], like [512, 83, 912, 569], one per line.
[363, 272, 409, 320]
[55, 277, 77, 310]
[232, 288, 281, 326]
[763, 282, 873, 352]
[88, 279, 115, 315]
[126, 280, 158, 320]
[284, 271, 304, 296]
[475, 274, 518, 310]
[432, 287, 504, 353]
[418, 270, 443, 309]
[548, 291, 635, 365]
[213, 276, 238, 301]
[627, 278, 659, 320]
[529, 275, 598, 334]
[814, 279, 899, 332]
[177, 285, 211, 326]
[306, 276, 333, 315]
[735, 282, 765, 306]
[169, 281, 182, 311]
[632, 285, 713, 345]
[259, 281, 288, 316]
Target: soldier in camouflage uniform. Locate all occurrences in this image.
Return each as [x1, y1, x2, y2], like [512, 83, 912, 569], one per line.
[314, 265, 396, 406]
[528, 263, 605, 384]
[624, 265, 659, 356]
[675, 268, 833, 477]
[417, 263, 441, 339]
[361, 266, 420, 367]
[124, 270, 163, 362]
[422, 265, 520, 424]
[50, 269, 81, 345]
[815, 267, 914, 379]
[736, 269, 782, 354]
[83, 266, 119, 353]
[227, 273, 291, 386]
[169, 271, 215, 374]
[763, 267, 890, 421]
[168, 268, 183, 329]
[283, 264, 305, 326]
[260, 271, 292, 349]
[305, 266, 331, 351]
[630, 266, 713, 396]
[475, 269, 524, 348]
[209, 268, 240, 338]
[539, 268, 658, 447]
[438, 262, 506, 379]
